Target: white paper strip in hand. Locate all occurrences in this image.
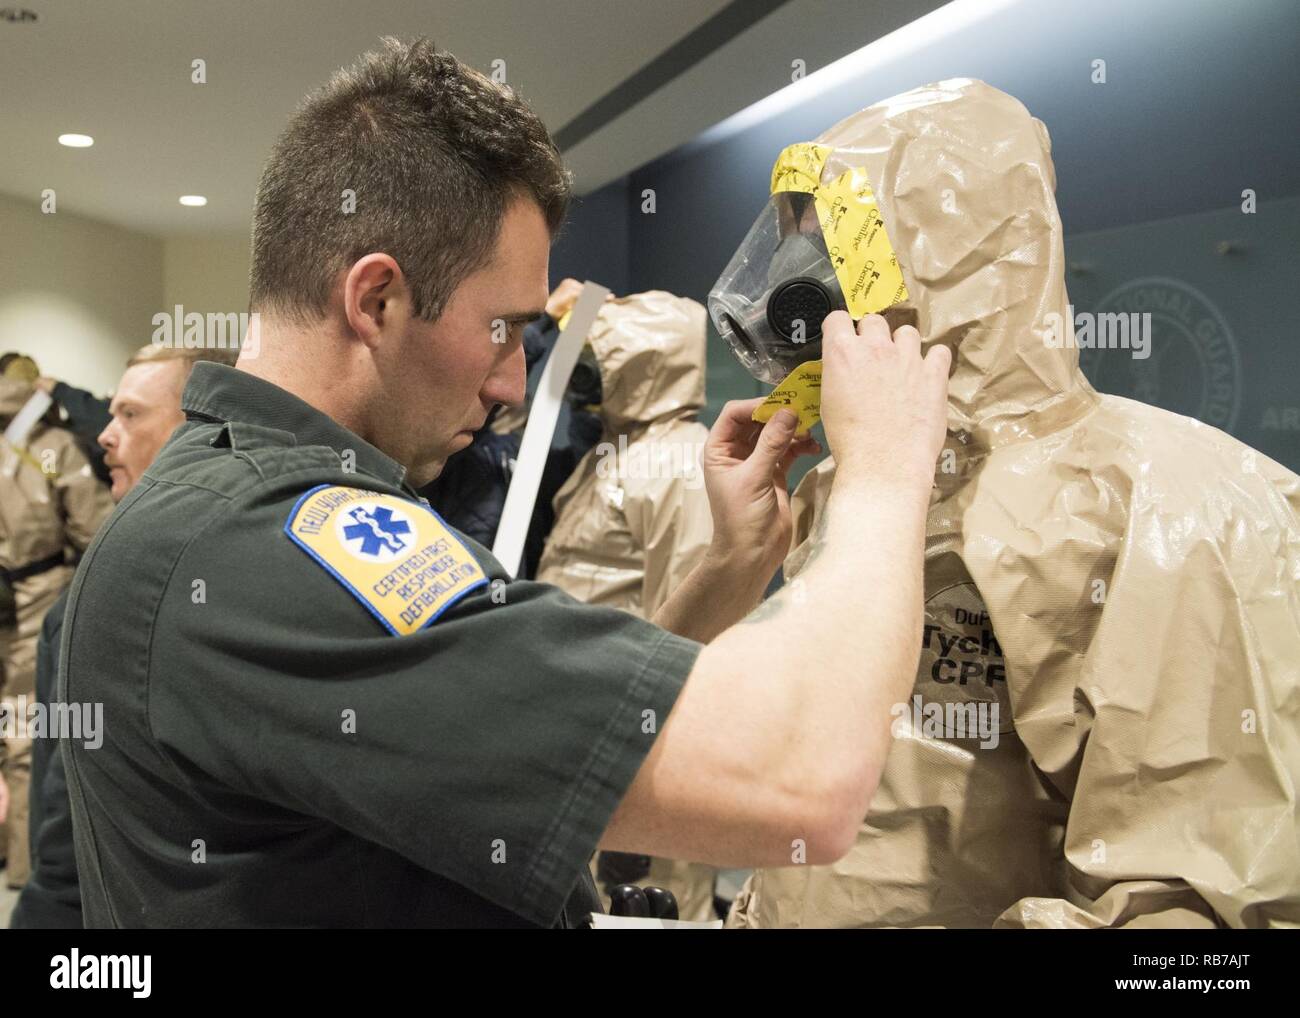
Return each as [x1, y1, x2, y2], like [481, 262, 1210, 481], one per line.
[491, 281, 610, 577]
[3, 390, 54, 448]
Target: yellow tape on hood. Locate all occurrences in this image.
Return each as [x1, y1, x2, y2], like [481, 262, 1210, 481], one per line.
[769, 142, 909, 319]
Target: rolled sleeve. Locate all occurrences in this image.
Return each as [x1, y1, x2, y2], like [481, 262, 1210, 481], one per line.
[524, 626, 698, 921]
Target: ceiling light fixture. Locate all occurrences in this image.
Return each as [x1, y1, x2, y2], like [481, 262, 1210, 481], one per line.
[179, 195, 208, 207]
[58, 133, 94, 148]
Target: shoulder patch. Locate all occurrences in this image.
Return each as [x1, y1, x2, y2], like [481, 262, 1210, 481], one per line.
[284, 485, 487, 636]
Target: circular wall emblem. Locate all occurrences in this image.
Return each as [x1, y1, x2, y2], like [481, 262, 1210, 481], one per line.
[1081, 276, 1241, 432]
[336, 500, 415, 562]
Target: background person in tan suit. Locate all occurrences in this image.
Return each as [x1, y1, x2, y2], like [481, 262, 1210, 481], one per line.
[0, 355, 113, 888]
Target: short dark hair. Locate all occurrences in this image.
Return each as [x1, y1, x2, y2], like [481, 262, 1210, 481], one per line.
[249, 38, 571, 323]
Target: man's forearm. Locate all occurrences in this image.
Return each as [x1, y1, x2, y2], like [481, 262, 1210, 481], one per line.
[686, 473, 930, 850]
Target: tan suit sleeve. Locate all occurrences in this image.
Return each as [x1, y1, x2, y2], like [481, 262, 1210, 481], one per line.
[624, 427, 714, 620]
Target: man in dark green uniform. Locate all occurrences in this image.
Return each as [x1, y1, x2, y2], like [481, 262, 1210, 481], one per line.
[60, 39, 951, 927]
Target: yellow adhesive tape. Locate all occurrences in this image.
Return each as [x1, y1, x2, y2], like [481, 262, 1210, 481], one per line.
[752, 360, 822, 433]
[813, 167, 909, 318]
[769, 143, 909, 320]
[770, 142, 832, 194]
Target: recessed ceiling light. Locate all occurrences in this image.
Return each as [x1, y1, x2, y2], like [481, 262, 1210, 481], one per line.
[179, 195, 208, 207]
[58, 133, 94, 148]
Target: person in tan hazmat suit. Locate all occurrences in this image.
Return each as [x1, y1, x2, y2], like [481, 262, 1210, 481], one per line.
[0, 358, 114, 888]
[708, 79, 1300, 928]
[535, 291, 720, 921]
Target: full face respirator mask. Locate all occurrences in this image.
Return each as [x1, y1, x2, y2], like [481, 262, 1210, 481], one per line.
[565, 344, 603, 410]
[708, 143, 910, 425]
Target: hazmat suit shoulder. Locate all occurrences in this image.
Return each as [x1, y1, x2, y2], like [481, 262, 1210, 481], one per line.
[971, 393, 1300, 929]
[730, 79, 1300, 929]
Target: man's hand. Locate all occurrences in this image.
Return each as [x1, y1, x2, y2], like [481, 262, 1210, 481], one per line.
[820, 311, 950, 490]
[34, 376, 57, 395]
[650, 399, 819, 642]
[702, 399, 820, 580]
[545, 278, 615, 322]
[545, 278, 585, 321]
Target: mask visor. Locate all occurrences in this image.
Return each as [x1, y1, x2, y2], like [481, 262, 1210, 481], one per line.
[708, 190, 846, 384]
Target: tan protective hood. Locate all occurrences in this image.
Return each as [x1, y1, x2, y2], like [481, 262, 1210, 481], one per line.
[815, 78, 1095, 447]
[586, 291, 707, 433]
[729, 79, 1300, 929]
[539, 287, 713, 620]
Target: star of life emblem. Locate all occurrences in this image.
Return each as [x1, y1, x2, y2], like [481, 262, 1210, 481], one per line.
[336, 502, 414, 561]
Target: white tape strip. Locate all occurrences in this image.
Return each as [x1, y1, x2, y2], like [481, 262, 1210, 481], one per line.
[491, 281, 610, 577]
[3, 390, 53, 448]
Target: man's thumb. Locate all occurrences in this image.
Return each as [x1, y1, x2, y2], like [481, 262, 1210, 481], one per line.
[748, 410, 797, 475]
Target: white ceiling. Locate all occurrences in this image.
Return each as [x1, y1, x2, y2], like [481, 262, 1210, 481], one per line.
[0, 0, 939, 237]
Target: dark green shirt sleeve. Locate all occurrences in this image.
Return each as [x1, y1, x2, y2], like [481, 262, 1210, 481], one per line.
[147, 478, 700, 927]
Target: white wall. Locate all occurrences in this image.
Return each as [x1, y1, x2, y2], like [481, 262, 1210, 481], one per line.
[0, 192, 252, 397]
[162, 233, 251, 320]
[0, 190, 162, 395]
